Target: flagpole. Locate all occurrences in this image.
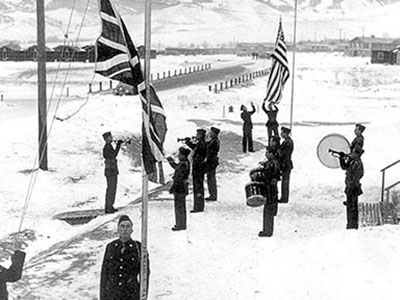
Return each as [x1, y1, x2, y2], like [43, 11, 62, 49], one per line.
[289, 0, 297, 131]
[140, 0, 151, 299]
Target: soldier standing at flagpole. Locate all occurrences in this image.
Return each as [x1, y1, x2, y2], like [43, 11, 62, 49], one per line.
[102, 131, 122, 214]
[100, 215, 150, 300]
[0, 239, 25, 300]
[240, 103, 256, 153]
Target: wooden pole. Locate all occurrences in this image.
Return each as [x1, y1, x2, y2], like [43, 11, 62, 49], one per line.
[37, 0, 48, 170]
[289, 0, 298, 132]
[140, 0, 151, 299]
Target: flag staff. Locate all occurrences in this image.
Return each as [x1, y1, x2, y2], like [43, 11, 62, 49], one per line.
[289, 0, 298, 131]
[37, 0, 48, 170]
[140, 0, 151, 298]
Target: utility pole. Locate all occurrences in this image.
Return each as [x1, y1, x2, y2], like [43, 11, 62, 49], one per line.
[37, 0, 48, 170]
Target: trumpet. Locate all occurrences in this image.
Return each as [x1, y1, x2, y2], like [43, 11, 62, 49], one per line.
[177, 136, 196, 143]
[328, 148, 349, 158]
[113, 139, 132, 145]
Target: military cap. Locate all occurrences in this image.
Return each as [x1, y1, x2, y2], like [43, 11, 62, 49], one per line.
[102, 131, 112, 139]
[240, 104, 246, 111]
[210, 126, 220, 135]
[355, 123, 366, 132]
[197, 128, 206, 135]
[118, 214, 132, 225]
[281, 126, 291, 134]
[270, 135, 281, 143]
[179, 147, 191, 157]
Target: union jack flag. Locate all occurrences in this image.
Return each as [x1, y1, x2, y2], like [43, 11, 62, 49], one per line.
[264, 19, 290, 104]
[95, 0, 167, 184]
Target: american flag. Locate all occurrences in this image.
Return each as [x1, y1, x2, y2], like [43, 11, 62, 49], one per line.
[264, 19, 290, 104]
[95, 0, 167, 184]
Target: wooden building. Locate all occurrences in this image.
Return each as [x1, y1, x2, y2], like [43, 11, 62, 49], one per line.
[371, 45, 400, 65]
[347, 36, 398, 57]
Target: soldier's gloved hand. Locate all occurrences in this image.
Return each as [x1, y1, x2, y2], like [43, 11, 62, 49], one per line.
[117, 140, 124, 145]
[184, 137, 190, 143]
[339, 151, 345, 158]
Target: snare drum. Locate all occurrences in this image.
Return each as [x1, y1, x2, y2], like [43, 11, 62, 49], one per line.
[245, 182, 267, 207]
[249, 167, 265, 182]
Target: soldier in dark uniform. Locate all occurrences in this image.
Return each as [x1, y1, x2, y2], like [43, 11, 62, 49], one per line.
[167, 147, 191, 231]
[103, 132, 122, 214]
[240, 102, 256, 153]
[277, 126, 294, 203]
[258, 148, 281, 237]
[339, 147, 364, 230]
[262, 101, 279, 142]
[205, 127, 220, 201]
[185, 129, 207, 213]
[350, 123, 365, 153]
[0, 240, 25, 300]
[100, 215, 150, 300]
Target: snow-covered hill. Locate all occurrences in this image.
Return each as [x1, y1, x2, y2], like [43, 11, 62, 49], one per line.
[0, 0, 400, 47]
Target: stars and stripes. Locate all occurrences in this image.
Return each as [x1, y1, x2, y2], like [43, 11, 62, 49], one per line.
[95, 0, 167, 184]
[264, 19, 290, 105]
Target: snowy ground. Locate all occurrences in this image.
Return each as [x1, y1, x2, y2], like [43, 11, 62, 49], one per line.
[1, 53, 400, 300]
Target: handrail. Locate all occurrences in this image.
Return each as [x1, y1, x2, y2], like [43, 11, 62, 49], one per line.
[381, 159, 400, 172]
[384, 180, 400, 192]
[381, 158, 400, 202]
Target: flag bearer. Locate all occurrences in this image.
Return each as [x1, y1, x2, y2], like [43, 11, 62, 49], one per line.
[0, 239, 25, 300]
[167, 147, 191, 231]
[240, 102, 256, 153]
[185, 129, 207, 213]
[262, 101, 279, 143]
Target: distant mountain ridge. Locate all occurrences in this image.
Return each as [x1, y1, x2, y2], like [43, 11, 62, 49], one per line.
[1, 0, 400, 48]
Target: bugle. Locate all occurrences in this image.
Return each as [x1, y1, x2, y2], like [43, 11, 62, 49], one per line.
[328, 148, 348, 158]
[177, 136, 196, 143]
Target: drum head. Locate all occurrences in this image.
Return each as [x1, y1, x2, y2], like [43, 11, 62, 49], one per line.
[246, 195, 266, 207]
[317, 134, 350, 169]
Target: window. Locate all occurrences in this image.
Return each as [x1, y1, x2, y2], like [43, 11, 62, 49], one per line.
[378, 52, 384, 60]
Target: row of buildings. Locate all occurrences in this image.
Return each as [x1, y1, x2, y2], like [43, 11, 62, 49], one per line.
[1, 36, 399, 65]
[0, 44, 156, 62]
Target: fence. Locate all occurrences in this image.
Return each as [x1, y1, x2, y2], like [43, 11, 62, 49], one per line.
[358, 202, 398, 227]
[208, 68, 270, 93]
[89, 63, 212, 94]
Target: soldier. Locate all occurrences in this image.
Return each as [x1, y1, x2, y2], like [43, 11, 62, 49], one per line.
[166, 147, 191, 231]
[350, 123, 365, 153]
[240, 102, 256, 153]
[258, 149, 281, 237]
[262, 101, 279, 142]
[0, 239, 25, 300]
[277, 126, 294, 203]
[102, 131, 122, 214]
[205, 127, 220, 201]
[339, 147, 364, 230]
[185, 129, 207, 213]
[100, 215, 150, 300]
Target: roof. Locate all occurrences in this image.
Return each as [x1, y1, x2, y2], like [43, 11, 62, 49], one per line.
[350, 36, 399, 44]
